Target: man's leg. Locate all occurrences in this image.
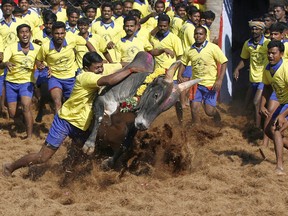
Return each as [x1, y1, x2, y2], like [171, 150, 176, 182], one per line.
[204, 103, 221, 122]
[254, 89, 263, 128]
[3, 144, 57, 176]
[21, 96, 33, 138]
[190, 101, 201, 124]
[50, 88, 63, 113]
[273, 127, 285, 174]
[262, 98, 279, 147]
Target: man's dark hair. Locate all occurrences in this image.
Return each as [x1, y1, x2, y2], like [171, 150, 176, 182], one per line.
[101, 2, 113, 10]
[84, 4, 97, 13]
[158, 13, 170, 24]
[13, 6, 24, 15]
[67, 6, 80, 17]
[1, 0, 16, 8]
[175, 3, 186, 12]
[113, 1, 123, 9]
[16, 23, 31, 34]
[267, 40, 285, 53]
[273, 3, 286, 10]
[270, 22, 285, 33]
[77, 17, 90, 26]
[263, 13, 276, 22]
[124, 15, 137, 25]
[186, 5, 199, 16]
[203, 10, 215, 20]
[43, 10, 57, 23]
[128, 9, 141, 19]
[83, 52, 103, 68]
[154, 0, 165, 7]
[52, 21, 66, 32]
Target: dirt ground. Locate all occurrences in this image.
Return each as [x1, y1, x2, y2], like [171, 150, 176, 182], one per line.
[1, 101, 288, 216]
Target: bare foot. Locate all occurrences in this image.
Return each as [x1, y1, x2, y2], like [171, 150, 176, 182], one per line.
[2, 163, 12, 177]
[275, 167, 286, 176]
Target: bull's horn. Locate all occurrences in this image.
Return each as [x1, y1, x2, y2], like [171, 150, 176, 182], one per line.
[178, 79, 203, 92]
[164, 60, 181, 83]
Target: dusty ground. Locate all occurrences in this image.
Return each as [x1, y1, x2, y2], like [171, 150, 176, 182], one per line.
[1, 102, 288, 216]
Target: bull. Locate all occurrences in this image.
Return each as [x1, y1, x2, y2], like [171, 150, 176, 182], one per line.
[82, 52, 201, 169]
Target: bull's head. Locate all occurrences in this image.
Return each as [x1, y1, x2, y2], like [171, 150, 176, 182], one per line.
[135, 61, 202, 130]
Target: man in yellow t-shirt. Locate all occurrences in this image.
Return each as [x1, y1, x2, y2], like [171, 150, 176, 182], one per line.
[260, 40, 288, 175]
[0, 24, 40, 138]
[3, 51, 145, 177]
[234, 20, 269, 128]
[115, 16, 154, 65]
[0, 0, 24, 116]
[149, 14, 183, 72]
[49, 0, 67, 22]
[76, 17, 113, 69]
[140, 0, 166, 31]
[19, 0, 41, 35]
[36, 21, 96, 113]
[178, 26, 228, 123]
[91, 2, 123, 62]
[170, 3, 186, 37]
[65, 7, 80, 35]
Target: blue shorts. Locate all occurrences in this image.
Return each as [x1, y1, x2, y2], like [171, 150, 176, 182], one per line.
[183, 66, 192, 78]
[251, 82, 264, 95]
[34, 67, 49, 87]
[272, 104, 288, 120]
[270, 91, 278, 101]
[5, 81, 34, 103]
[191, 85, 217, 107]
[48, 76, 75, 99]
[46, 114, 90, 149]
[0, 75, 4, 96]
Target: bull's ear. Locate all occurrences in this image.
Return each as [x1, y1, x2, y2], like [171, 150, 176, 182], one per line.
[178, 79, 203, 92]
[164, 60, 181, 83]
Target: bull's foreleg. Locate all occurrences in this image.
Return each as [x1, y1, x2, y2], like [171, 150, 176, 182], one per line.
[82, 100, 105, 155]
[101, 122, 138, 170]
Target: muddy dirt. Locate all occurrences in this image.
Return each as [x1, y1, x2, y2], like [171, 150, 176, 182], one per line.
[0, 102, 287, 216]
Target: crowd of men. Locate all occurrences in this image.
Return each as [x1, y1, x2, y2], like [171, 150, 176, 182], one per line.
[1, 0, 288, 176]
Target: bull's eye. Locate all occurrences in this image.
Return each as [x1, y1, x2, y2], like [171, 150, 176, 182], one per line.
[154, 93, 159, 100]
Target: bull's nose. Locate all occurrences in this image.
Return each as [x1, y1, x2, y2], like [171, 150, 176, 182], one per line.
[135, 122, 147, 131]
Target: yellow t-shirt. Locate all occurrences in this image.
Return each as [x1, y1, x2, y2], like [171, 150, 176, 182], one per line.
[170, 16, 184, 37]
[4, 42, 40, 83]
[91, 20, 123, 62]
[54, 7, 67, 23]
[133, 0, 150, 18]
[135, 26, 150, 41]
[150, 31, 183, 70]
[37, 34, 87, 79]
[262, 59, 288, 104]
[75, 33, 107, 68]
[22, 10, 41, 35]
[115, 36, 153, 62]
[283, 42, 288, 59]
[240, 36, 270, 83]
[0, 17, 25, 49]
[58, 71, 102, 131]
[33, 29, 52, 45]
[181, 41, 228, 87]
[145, 17, 158, 32]
[179, 20, 197, 50]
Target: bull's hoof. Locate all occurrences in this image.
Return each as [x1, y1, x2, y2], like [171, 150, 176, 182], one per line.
[35, 115, 43, 123]
[100, 157, 114, 171]
[82, 142, 95, 155]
